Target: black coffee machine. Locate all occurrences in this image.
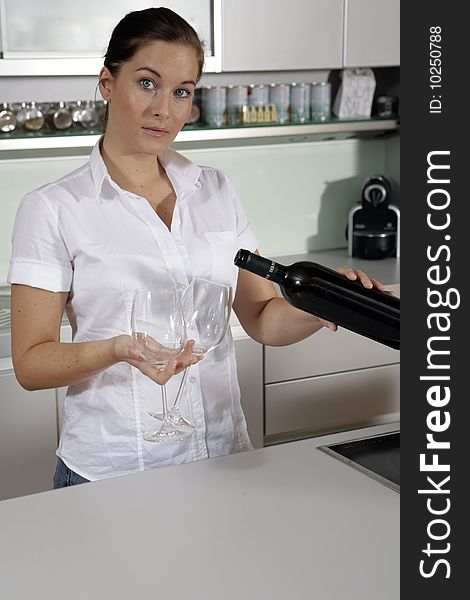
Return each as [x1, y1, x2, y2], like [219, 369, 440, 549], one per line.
[347, 175, 400, 259]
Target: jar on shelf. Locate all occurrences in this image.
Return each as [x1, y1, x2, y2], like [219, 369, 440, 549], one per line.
[269, 83, 290, 124]
[290, 83, 310, 123]
[46, 101, 73, 130]
[226, 85, 248, 125]
[248, 84, 269, 107]
[16, 101, 45, 131]
[0, 103, 17, 133]
[375, 96, 397, 117]
[310, 82, 331, 121]
[72, 100, 100, 130]
[202, 86, 226, 127]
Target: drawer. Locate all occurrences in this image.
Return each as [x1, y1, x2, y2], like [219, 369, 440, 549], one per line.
[265, 326, 399, 384]
[265, 364, 400, 442]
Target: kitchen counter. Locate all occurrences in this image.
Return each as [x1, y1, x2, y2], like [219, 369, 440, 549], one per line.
[0, 421, 399, 600]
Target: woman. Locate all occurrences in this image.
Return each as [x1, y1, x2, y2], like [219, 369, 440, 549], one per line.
[8, 8, 386, 487]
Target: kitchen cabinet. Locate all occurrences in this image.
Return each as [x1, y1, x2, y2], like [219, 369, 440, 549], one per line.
[263, 277, 400, 445]
[265, 326, 398, 383]
[265, 364, 399, 441]
[0, 370, 58, 501]
[234, 334, 264, 449]
[0, 0, 218, 75]
[222, 0, 343, 71]
[222, 0, 399, 72]
[343, 0, 400, 67]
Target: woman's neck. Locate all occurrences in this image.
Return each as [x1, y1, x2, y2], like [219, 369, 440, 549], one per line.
[100, 135, 164, 191]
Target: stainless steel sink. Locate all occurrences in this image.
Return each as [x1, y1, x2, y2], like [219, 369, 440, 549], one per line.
[318, 430, 400, 493]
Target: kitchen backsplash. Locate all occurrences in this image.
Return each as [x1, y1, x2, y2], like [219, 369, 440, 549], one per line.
[0, 137, 391, 282]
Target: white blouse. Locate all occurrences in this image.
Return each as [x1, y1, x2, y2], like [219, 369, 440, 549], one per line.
[8, 141, 259, 480]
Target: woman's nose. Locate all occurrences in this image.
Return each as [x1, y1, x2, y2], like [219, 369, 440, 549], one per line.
[151, 92, 171, 119]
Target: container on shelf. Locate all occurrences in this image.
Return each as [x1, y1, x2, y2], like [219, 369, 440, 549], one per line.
[72, 100, 100, 130]
[376, 96, 397, 117]
[202, 86, 227, 127]
[16, 101, 45, 132]
[290, 83, 310, 123]
[46, 101, 73, 130]
[269, 83, 290, 124]
[227, 85, 248, 126]
[310, 82, 331, 122]
[248, 84, 269, 107]
[0, 103, 17, 133]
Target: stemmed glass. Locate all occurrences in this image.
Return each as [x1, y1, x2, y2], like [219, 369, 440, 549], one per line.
[149, 277, 232, 430]
[131, 286, 191, 443]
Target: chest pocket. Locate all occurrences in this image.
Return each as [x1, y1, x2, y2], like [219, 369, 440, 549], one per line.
[204, 231, 238, 289]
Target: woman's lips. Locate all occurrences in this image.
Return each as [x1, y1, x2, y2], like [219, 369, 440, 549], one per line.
[142, 127, 169, 138]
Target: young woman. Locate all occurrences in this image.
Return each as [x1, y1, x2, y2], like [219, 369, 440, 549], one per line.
[8, 8, 386, 487]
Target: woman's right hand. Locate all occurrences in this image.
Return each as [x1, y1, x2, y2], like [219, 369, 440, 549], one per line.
[112, 335, 202, 385]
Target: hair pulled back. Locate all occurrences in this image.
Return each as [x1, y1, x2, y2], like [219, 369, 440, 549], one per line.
[104, 7, 205, 82]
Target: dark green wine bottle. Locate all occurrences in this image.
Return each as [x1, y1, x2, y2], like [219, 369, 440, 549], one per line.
[234, 249, 399, 350]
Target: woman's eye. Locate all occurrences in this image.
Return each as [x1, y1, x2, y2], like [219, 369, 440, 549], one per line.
[175, 88, 191, 98]
[139, 78, 155, 90]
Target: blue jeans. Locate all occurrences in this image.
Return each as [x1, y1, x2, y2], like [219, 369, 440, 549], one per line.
[53, 458, 90, 488]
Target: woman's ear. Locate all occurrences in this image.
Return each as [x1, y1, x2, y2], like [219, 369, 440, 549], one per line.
[98, 67, 113, 102]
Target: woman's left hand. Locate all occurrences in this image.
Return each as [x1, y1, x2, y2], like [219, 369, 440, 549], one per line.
[318, 266, 393, 332]
[335, 266, 386, 291]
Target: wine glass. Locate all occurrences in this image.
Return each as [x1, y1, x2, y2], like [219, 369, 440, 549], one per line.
[149, 277, 232, 430]
[131, 287, 191, 443]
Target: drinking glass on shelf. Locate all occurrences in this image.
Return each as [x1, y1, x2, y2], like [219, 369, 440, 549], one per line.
[131, 287, 190, 443]
[149, 277, 232, 430]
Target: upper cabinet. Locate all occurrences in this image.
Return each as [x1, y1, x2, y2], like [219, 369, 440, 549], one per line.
[221, 0, 399, 72]
[343, 0, 400, 67]
[0, 0, 399, 76]
[221, 0, 343, 71]
[0, 0, 218, 75]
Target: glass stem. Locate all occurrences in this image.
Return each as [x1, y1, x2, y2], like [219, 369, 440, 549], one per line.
[172, 366, 190, 410]
[161, 384, 168, 415]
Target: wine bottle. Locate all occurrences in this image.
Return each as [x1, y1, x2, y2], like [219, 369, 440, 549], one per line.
[234, 249, 399, 350]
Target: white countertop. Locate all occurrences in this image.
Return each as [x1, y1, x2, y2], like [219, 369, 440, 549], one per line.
[0, 421, 399, 600]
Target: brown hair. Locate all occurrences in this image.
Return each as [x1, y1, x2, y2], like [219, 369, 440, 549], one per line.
[104, 7, 205, 82]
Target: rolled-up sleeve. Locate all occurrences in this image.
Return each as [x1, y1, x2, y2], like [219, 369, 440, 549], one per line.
[7, 190, 73, 292]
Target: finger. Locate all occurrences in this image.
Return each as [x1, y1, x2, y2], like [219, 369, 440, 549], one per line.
[178, 339, 195, 359]
[353, 270, 374, 288]
[154, 358, 177, 384]
[337, 266, 374, 288]
[336, 265, 356, 279]
[319, 318, 338, 331]
[337, 266, 369, 285]
[369, 277, 386, 291]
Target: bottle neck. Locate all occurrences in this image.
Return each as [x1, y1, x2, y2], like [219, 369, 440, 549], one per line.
[234, 249, 286, 284]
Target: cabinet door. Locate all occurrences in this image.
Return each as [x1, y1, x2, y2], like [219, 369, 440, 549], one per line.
[343, 0, 400, 67]
[265, 326, 399, 384]
[1, 0, 212, 57]
[0, 371, 58, 501]
[222, 0, 343, 71]
[234, 336, 264, 449]
[265, 364, 399, 443]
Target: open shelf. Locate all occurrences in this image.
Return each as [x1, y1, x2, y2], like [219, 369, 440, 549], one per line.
[0, 117, 399, 153]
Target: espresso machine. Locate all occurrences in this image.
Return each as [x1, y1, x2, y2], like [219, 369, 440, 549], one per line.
[347, 175, 400, 259]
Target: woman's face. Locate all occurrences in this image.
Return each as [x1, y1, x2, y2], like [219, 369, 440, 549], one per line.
[101, 40, 199, 155]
